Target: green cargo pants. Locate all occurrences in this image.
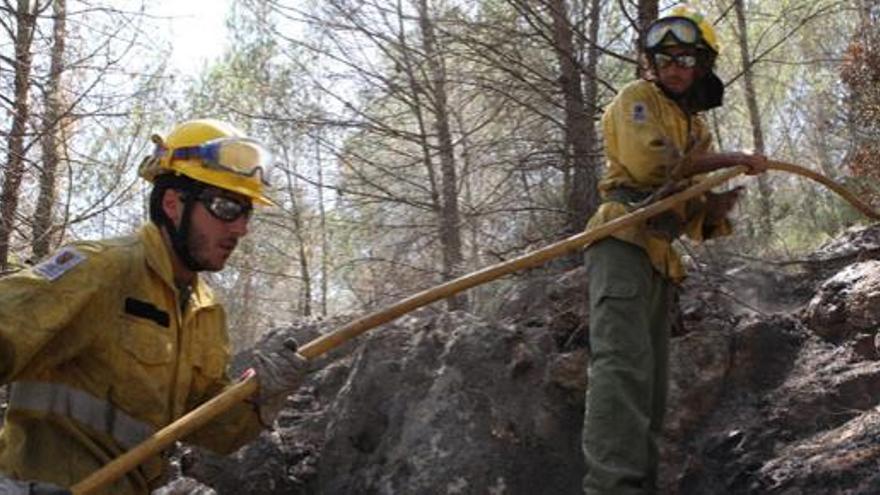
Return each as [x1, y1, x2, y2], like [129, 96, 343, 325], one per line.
[582, 237, 673, 495]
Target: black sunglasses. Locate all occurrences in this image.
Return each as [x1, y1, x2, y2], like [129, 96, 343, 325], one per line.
[196, 192, 253, 222]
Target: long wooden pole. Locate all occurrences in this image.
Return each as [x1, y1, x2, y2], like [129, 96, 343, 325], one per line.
[767, 160, 880, 220]
[72, 166, 749, 495]
[298, 166, 746, 358]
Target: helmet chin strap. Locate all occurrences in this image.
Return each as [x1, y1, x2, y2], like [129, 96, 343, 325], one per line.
[163, 186, 207, 273]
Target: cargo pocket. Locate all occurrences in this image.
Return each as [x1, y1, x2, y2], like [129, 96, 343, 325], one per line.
[590, 279, 649, 354]
[595, 279, 638, 304]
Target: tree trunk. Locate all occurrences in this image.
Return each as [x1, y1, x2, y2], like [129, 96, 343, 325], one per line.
[315, 134, 329, 317]
[549, 0, 599, 232]
[33, 0, 67, 261]
[454, 108, 483, 307]
[637, 0, 659, 77]
[417, 0, 466, 311]
[809, 98, 843, 234]
[584, 0, 602, 217]
[1, 0, 38, 269]
[284, 162, 312, 317]
[298, 237, 312, 317]
[734, 0, 773, 239]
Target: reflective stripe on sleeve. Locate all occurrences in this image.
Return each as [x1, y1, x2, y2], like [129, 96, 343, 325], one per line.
[8, 381, 155, 449]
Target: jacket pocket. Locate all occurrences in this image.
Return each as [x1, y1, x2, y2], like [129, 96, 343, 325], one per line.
[119, 316, 174, 365]
[195, 348, 227, 380]
[190, 309, 230, 381]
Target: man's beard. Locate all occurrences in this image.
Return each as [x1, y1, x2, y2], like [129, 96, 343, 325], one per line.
[187, 229, 224, 272]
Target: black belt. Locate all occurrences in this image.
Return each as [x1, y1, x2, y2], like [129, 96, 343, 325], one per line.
[604, 187, 654, 205]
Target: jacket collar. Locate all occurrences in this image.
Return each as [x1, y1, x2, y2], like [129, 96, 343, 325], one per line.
[140, 223, 217, 310]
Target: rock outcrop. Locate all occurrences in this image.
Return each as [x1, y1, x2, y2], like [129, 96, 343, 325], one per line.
[170, 223, 880, 495]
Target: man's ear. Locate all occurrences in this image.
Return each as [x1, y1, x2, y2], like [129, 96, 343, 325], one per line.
[161, 189, 183, 226]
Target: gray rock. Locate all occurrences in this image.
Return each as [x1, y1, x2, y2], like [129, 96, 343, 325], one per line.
[804, 260, 880, 342]
[317, 311, 584, 495]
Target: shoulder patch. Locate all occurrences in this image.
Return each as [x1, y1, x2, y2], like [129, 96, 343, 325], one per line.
[33, 246, 86, 281]
[632, 102, 648, 123]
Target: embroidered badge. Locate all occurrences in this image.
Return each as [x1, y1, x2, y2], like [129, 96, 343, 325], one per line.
[632, 102, 647, 123]
[33, 246, 86, 281]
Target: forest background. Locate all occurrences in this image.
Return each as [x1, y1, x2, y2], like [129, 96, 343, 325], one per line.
[1, 0, 878, 350]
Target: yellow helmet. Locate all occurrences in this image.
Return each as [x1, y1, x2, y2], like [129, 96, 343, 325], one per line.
[645, 4, 720, 55]
[139, 119, 273, 205]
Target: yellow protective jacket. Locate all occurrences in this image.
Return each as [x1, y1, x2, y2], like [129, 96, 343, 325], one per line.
[586, 79, 733, 281]
[0, 223, 263, 494]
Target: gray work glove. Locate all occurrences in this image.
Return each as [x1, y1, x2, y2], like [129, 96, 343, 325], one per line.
[252, 337, 309, 425]
[0, 475, 70, 495]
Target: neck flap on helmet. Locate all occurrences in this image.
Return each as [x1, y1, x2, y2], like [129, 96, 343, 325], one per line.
[655, 69, 725, 113]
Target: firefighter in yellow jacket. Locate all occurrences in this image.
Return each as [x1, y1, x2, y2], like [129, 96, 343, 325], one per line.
[0, 119, 309, 494]
[581, 6, 767, 495]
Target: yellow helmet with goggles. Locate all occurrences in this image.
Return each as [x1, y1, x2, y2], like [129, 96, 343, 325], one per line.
[644, 4, 725, 111]
[139, 119, 273, 205]
[645, 4, 720, 55]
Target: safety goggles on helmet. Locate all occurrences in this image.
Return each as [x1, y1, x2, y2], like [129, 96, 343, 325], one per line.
[170, 137, 271, 185]
[195, 190, 253, 222]
[653, 52, 698, 69]
[645, 17, 701, 52]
